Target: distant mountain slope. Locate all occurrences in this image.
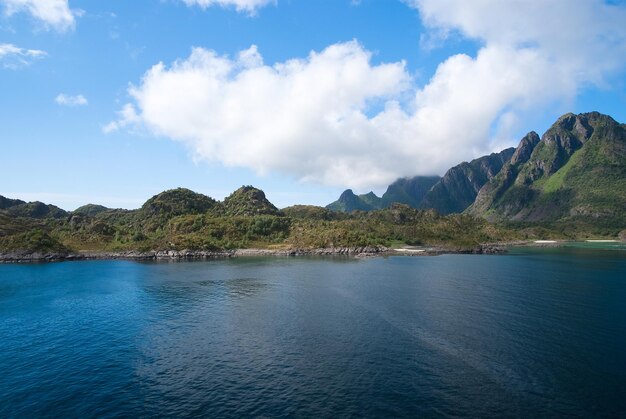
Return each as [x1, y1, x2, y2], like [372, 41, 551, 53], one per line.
[326, 189, 381, 212]
[0, 196, 26, 210]
[326, 148, 513, 215]
[5, 201, 68, 219]
[470, 112, 626, 223]
[381, 176, 441, 209]
[419, 148, 515, 214]
[73, 204, 111, 217]
[326, 112, 625, 221]
[326, 177, 441, 213]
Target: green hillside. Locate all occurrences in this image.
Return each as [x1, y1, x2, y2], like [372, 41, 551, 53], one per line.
[471, 112, 626, 231]
[0, 187, 519, 254]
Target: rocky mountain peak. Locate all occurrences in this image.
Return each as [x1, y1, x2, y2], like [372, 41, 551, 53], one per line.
[510, 131, 540, 165]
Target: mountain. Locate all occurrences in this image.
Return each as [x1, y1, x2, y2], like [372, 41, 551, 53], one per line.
[326, 176, 440, 212]
[381, 176, 441, 208]
[419, 148, 515, 214]
[326, 148, 513, 215]
[0, 196, 26, 210]
[470, 112, 626, 223]
[5, 201, 68, 219]
[73, 204, 111, 217]
[326, 111, 625, 222]
[141, 188, 217, 217]
[470, 132, 541, 216]
[222, 186, 281, 216]
[359, 191, 383, 209]
[326, 189, 381, 212]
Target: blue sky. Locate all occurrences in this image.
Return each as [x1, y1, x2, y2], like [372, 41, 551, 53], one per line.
[1, 0, 625, 210]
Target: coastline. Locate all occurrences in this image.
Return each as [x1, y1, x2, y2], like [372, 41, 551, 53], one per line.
[0, 243, 508, 264]
[0, 246, 388, 263]
[3, 240, 623, 264]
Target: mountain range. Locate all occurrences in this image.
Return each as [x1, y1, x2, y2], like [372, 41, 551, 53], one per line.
[327, 112, 626, 226]
[1, 111, 624, 257]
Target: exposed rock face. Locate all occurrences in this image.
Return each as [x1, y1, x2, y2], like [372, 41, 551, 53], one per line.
[324, 111, 624, 227]
[326, 147, 514, 215]
[471, 112, 626, 223]
[472, 131, 541, 215]
[419, 148, 515, 214]
[510, 131, 540, 165]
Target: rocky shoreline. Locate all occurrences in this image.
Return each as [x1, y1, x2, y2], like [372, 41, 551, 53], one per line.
[0, 246, 392, 263]
[0, 243, 512, 263]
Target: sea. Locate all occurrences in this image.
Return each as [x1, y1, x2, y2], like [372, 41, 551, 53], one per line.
[1, 246, 625, 417]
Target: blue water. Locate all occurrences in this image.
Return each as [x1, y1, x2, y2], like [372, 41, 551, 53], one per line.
[1, 249, 625, 417]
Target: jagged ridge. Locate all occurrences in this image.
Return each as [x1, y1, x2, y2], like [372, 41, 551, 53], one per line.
[471, 112, 626, 223]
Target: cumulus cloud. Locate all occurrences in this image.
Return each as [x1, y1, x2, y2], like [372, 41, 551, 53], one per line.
[106, 42, 411, 186]
[108, 0, 626, 189]
[55, 93, 88, 106]
[406, 0, 626, 143]
[182, 0, 275, 14]
[0, 43, 46, 69]
[1, 0, 77, 32]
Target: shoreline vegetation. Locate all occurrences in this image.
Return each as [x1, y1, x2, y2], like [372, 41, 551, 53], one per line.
[0, 184, 624, 264]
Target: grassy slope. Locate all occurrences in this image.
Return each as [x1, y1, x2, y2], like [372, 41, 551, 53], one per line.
[0, 201, 524, 254]
[474, 113, 625, 235]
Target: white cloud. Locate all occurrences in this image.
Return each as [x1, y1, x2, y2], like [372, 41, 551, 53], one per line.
[107, 42, 413, 187]
[0, 42, 46, 68]
[410, 0, 626, 82]
[103, 103, 140, 133]
[405, 0, 626, 144]
[1, 0, 77, 32]
[182, 0, 275, 14]
[108, 1, 626, 190]
[55, 93, 88, 106]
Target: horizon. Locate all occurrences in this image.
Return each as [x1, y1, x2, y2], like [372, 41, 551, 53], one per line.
[2, 0, 626, 210]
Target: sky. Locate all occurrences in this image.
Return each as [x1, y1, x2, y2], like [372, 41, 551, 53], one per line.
[1, 0, 626, 210]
